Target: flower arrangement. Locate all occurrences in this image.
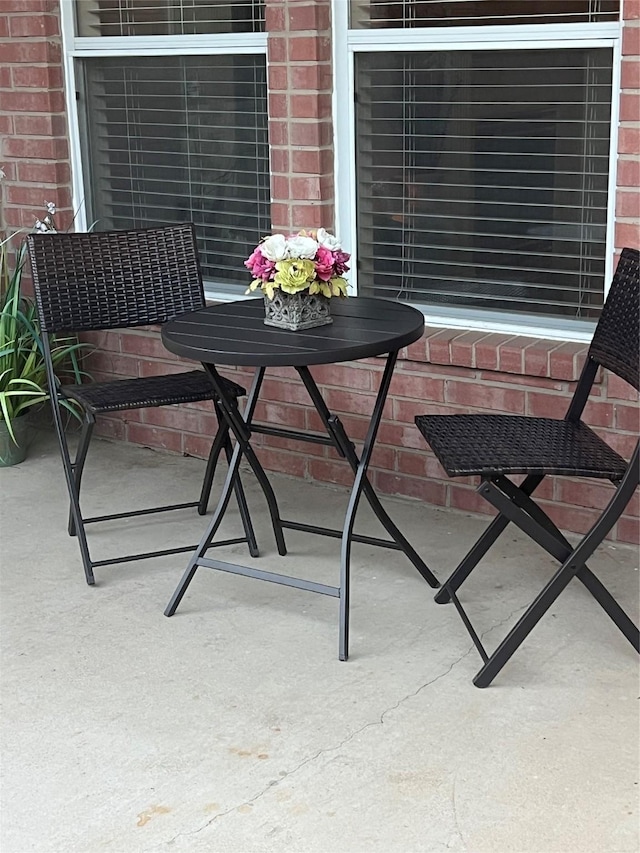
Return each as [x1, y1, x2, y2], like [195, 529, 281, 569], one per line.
[245, 228, 350, 300]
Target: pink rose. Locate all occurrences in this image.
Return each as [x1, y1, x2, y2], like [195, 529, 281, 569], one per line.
[245, 248, 275, 281]
[315, 246, 335, 281]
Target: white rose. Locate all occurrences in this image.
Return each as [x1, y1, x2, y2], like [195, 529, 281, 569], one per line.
[286, 235, 318, 259]
[259, 233, 289, 261]
[316, 228, 341, 251]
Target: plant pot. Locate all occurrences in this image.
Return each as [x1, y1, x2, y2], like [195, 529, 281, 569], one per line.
[0, 416, 32, 467]
[263, 291, 333, 331]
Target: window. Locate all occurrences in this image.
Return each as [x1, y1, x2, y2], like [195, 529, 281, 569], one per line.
[339, 1, 621, 335]
[66, 0, 269, 292]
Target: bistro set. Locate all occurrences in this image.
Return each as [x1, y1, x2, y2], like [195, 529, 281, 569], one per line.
[26, 225, 640, 687]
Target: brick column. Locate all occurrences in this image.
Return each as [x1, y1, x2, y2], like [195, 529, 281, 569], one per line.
[266, 0, 334, 232]
[0, 0, 71, 233]
[615, 0, 640, 251]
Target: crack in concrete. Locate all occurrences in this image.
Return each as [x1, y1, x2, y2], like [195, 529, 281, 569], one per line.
[157, 604, 527, 850]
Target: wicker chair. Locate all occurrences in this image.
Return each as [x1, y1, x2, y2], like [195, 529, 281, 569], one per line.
[415, 247, 639, 687]
[27, 224, 257, 586]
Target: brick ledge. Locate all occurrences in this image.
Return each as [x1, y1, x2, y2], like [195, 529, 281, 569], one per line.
[402, 327, 590, 383]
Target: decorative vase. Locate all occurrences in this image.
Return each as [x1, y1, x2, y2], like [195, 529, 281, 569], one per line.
[0, 415, 32, 467]
[263, 291, 333, 331]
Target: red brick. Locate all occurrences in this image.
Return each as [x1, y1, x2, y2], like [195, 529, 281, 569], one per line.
[12, 62, 63, 89]
[623, 24, 640, 54]
[0, 16, 8, 38]
[0, 38, 59, 64]
[290, 120, 332, 147]
[378, 420, 427, 451]
[265, 2, 285, 32]
[548, 343, 588, 381]
[619, 93, 640, 122]
[290, 64, 332, 92]
[449, 484, 492, 516]
[291, 202, 333, 228]
[127, 423, 183, 454]
[141, 404, 202, 434]
[271, 174, 290, 199]
[268, 92, 288, 118]
[290, 92, 331, 119]
[9, 13, 59, 37]
[621, 58, 640, 88]
[474, 333, 513, 371]
[581, 399, 615, 427]
[310, 363, 372, 390]
[0, 114, 13, 134]
[17, 160, 69, 184]
[425, 328, 460, 364]
[290, 175, 321, 199]
[289, 35, 331, 62]
[267, 64, 288, 91]
[267, 35, 287, 63]
[619, 126, 640, 156]
[556, 479, 618, 511]
[137, 358, 185, 378]
[13, 113, 67, 136]
[119, 331, 177, 360]
[0, 64, 11, 87]
[624, 0, 640, 20]
[323, 387, 378, 417]
[616, 189, 640, 217]
[4, 134, 68, 160]
[269, 120, 289, 146]
[288, 2, 330, 31]
[497, 337, 531, 374]
[183, 434, 213, 461]
[614, 221, 640, 249]
[526, 390, 569, 418]
[3, 0, 55, 11]
[445, 380, 525, 414]
[262, 375, 313, 406]
[269, 145, 289, 171]
[1, 89, 65, 112]
[616, 515, 640, 544]
[617, 157, 640, 187]
[374, 470, 447, 505]
[393, 398, 460, 424]
[254, 401, 307, 429]
[615, 402, 640, 430]
[94, 416, 127, 442]
[251, 446, 308, 480]
[387, 371, 445, 402]
[271, 202, 291, 231]
[448, 331, 488, 368]
[608, 375, 638, 402]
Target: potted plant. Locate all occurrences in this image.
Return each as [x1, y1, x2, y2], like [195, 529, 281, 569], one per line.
[0, 209, 89, 466]
[244, 228, 350, 331]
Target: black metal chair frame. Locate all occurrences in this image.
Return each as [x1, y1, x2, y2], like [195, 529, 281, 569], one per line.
[27, 224, 257, 586]
[415, 247, 640, 687]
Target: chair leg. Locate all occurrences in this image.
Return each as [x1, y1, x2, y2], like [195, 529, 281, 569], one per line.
[68, 418, 94, 536]
[472, 467, 639, 687]
[50, 398, 95, 585]
[435, 473, 545, 604]
[223, 434, 259, 558]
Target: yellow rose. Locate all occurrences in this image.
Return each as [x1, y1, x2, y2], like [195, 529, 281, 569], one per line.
[274, 259, 316, 294]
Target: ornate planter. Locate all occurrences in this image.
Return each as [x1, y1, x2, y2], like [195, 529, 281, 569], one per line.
[263, 291, 333, 331]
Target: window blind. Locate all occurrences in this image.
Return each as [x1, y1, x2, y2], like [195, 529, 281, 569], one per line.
[80, 55, 270, 288]
[350, 1, 620, 29]
[76, 0, 265, 37]
[354, 48, 613, 320]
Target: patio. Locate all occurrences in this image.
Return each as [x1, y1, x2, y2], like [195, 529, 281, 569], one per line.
[1, 426, 638, 853]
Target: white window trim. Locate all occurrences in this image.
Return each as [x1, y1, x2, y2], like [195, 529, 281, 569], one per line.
[60, 0, 268, 301]
[333, 2, 622, 342]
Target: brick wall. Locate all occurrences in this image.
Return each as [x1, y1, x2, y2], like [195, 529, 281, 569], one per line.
[0, 0, 71, 235]
[2, 0, 638, 544]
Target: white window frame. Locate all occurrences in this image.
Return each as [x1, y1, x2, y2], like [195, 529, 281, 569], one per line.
[332, 2, 622, 341]
[59, 0, 268, 301]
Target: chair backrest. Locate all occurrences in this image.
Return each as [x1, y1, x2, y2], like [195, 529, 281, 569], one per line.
[588, 247, 639, 392]
[27, 223, 206, 334]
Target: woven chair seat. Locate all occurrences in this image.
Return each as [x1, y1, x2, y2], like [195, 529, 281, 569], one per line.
[415, 413, 628, 480]
[61, 370, 244, 414]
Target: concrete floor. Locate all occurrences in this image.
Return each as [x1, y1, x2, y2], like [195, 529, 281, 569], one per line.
[1, 428, 638, 853]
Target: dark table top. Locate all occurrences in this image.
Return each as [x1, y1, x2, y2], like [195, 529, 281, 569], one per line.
[161, 297, 425, 368]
